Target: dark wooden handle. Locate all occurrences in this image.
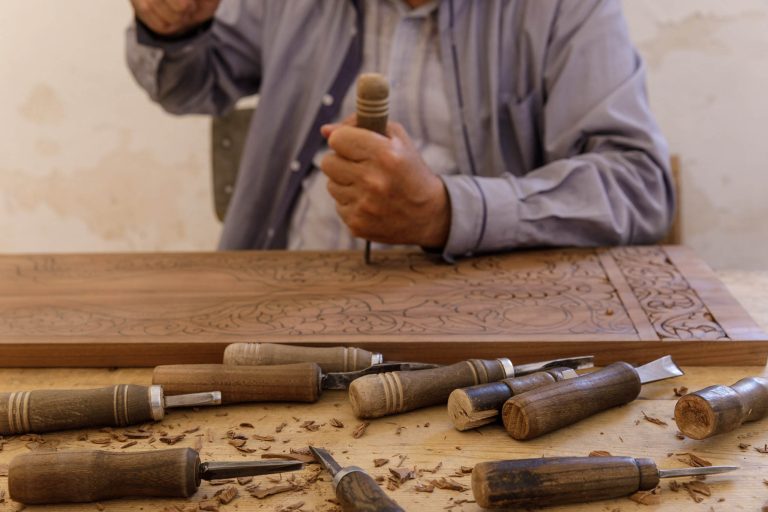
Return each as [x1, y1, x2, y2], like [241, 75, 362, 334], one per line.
[349, 359, 509, 419]
[447, 368, 575, 431]
[675, 376, 768, 439]
[337, 469, 405, 512]
[9, 448, 199, 504]
[356, 73, 389, 136]
[502, 362, 641, 440]
[152, 363, 321, 404]
[223, 343, 377, 372]
[471, 456, 659, 508]
[0, 385, 155, 435]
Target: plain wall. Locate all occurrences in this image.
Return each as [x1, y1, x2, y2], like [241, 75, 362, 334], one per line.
[1, 1, 766, 269]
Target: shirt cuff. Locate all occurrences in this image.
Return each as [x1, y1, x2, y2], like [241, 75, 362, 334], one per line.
[134, 17, 213, 52]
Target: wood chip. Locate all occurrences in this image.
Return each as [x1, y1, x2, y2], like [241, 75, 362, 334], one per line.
[300, 420, 320, 432]
[642, 411, 668, 427]
[237, 476, 253, 486]
[236, 445, 258, 454]
[249, 482, 298, 499]
[676, 452, 712, 467]
[330, 418, 344, 428]
[756, 444, 768, 454]
[681, 481, 710, 503]
[352, 422, 370, 438]
[253, 434, 275, 442]
[209, 479, 235, 486]
[373, 458, 389, 467]
[89, 435, 113, 445]
[629, 487, 661, 505]
[414, 481, 435, 493]
[674, 386, 689, 397]
[430, 477, 469, 492]
[198, 499, 220, 511]
[124, 430, 152, 439]
[120, 440, 137, 449]
[159, 434, 185, 445]
[239, 422, 254, 428]
[275, 422, 288, 433]
[739, 443, 751, 450]
[214, 485, 239, 504]
[588, 450, 612, 457]
[389, 467, 415, 484]
[276, 502, 304, 512]
[183, 426, 200, 434]
[228, 439, 247, 448]
[420, 462, 442, 474]
[669, 480, 680, 492]
[459, 466, 473, 474]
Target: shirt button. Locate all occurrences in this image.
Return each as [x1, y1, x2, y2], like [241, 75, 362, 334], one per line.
[322, 94, 334, 107]
[289, 160, 301, 172]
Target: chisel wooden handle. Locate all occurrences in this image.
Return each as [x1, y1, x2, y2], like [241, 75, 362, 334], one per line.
[349, 359, 511, 419]
[675, 376, 768, 439]
[471, 456, 659, 508]
[0, 385, 160, 435]
[502, 362, 640, 440]
[223, 343, 381, 372]
[447, 368, 576, 431]
[153, 363, 321, 404]
[336, 468, 405, 512]
[9, 448, 199, 504]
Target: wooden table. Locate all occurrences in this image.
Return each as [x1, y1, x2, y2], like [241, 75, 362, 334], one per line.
[0, 270, 767, 511]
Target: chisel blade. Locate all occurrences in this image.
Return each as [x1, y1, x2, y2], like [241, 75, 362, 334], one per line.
[199, 459, 304, 480]
[321, 362, 440, 390]
[511, 355, 594, 377]
[635, 355, 683, 384]
[308, 446, 342, 476]
[659, 465, 738, 479]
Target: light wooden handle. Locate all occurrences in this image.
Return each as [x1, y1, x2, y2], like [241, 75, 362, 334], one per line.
[349, 359, 509, 419]
[223, 343, 380, 372]
[356, 73, 389, 135]
[153, 363, 321, 404]
[471, 456, 659, 508]
[675, 376, 768, 439]
[9, 448, 199, 504]
[502, 362, 641, 440]
[447, 368, 574, 431]
[0, 385, 157, 435]
[336, 469, 405, 512]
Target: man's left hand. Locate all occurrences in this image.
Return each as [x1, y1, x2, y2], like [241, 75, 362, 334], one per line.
[320, 121, 450, 247]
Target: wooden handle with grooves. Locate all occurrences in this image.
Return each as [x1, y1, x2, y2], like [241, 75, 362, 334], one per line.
[153, 363, 321, 404]
[471, 456, 659, 508]
[336, 469, 405, 512]
[223, 343, 378, 372]
[0, 385, 156, 435]
[675, 376, 768, 439]
[9, 448, 199, 504]
[349, 359, 509, 419]
[356, 73, 389, 135]
[501, 362, 641, 440]
[447, 368, 575, 431]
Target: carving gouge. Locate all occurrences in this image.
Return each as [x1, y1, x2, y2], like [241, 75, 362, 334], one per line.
[502, 356, 683, 440]
[310, 446, 404, 512]
[471, 456, 737, 508]
[153, 361, 438, 404]
[9, 447, 303, 504]
[348, 355, 594, 419]
[675, 376, 768, 439]
[223, 342, 383, 372]
[447, 367, 579, 431]
[0, 385, 221, 435]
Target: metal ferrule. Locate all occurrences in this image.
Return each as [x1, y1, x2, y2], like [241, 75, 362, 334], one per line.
[371, 352, 384, 366]
[148, 385, 165, 421]
[497, 358, 515, 378]
[332, 466, 365, 489]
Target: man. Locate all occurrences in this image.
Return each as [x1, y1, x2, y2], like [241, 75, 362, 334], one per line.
[126, 0, 674, 260]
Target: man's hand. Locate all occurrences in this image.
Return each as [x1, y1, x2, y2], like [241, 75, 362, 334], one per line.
[130, 0, 220, 36]
[320, 121, 451, 248]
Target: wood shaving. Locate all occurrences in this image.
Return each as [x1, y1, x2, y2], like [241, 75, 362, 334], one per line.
[629, 486, 661, 505]
[253, 434, 276, 442]
[389, 467, 415, 484]
[396, 454, 408, 467]
[228, 439, 247, 448]
[239, 422, 254, 428]
[159, 434, 185, 445]
[419, 462, 442, 474]
[237, 476, 253, 486]
[739, 443, 751, 450]
[375, 475, 385, 483]
[120, 440, 137, 449]
[683, 480, 711, 503]
[642, 411, 668, 427]
[459, 466, 473, 474]
[414, 481, 435, 493]
[236, 445, 258, 454]
[330, 418, 344, 428]
[756, 444, 768, 454]
[276, 422, 288, 433]
[675, 453, 712, 467]
[276, 502, 304, 512]
[300, 421, 320, 432]
[249, 482, 299, 499]
[588, 450, 612, 457]
[674, 386, 689, 397]
[430, 477, 469, 492]
[373, 458, 389, 467]
[183, 426, 200, 434]
[352, 422, 370, 438]
[669, 480, 680, 492]
[214, 485, 239, 504]
[89, 435, 113, 445]
[209, 479, 235, 486]
[198, 499, 220, 511]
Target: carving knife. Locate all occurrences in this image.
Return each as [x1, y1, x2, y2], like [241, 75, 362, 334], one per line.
[675, 375, 768, 439]
[8, 447, 303, 504]
[501, 356, 683, 440]
[472, 456, 737, 508]
[310, 446, 404, 512]
[223, 342, 385, 372]
[0, 385, 221, 435]
[348, 355, 594, 419]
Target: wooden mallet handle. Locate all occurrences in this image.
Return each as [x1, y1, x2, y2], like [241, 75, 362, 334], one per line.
[223, 343, 380, 372]
[471, 456, 659, 508]
[356, 73, 389, 136]
[675, 376, 768, 439]
[153, 363, 321, 404]
[349, 359, 511, 419]
[0, 385, 159, 435]
[9, 448, 199, 504]
[336, 468, 405, 512]
[447, 368, 576, 431]
[501, 362, 641, 440]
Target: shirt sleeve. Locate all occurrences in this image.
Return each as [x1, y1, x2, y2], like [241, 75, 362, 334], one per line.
[441, 0, 674, 257]
[125, 0, 263, 116]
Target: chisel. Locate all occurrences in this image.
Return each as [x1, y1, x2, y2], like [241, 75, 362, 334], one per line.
[471, 456, 737, 508]
[675, 376, 768, 439]
[152, 361, 438, 404]
[0, 385, 220, 435]
[348, 355, 594, 419]
[223, 342, 383, 372]
[310, 446, 404, 512]
[9, 447, 302, 504]
[502, 356, 682, 440]
[447, 367, 579, 431]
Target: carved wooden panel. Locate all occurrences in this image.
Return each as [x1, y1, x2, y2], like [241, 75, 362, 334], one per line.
[0, 246, 764, 367]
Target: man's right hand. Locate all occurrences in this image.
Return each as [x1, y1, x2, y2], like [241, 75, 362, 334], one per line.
[130, 0, 221, 36]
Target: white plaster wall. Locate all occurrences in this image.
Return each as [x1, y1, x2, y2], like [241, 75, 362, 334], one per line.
[0, 1, 766, 269]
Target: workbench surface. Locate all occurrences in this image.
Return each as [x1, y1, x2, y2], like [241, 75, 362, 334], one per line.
[0, 270, 766, 512]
